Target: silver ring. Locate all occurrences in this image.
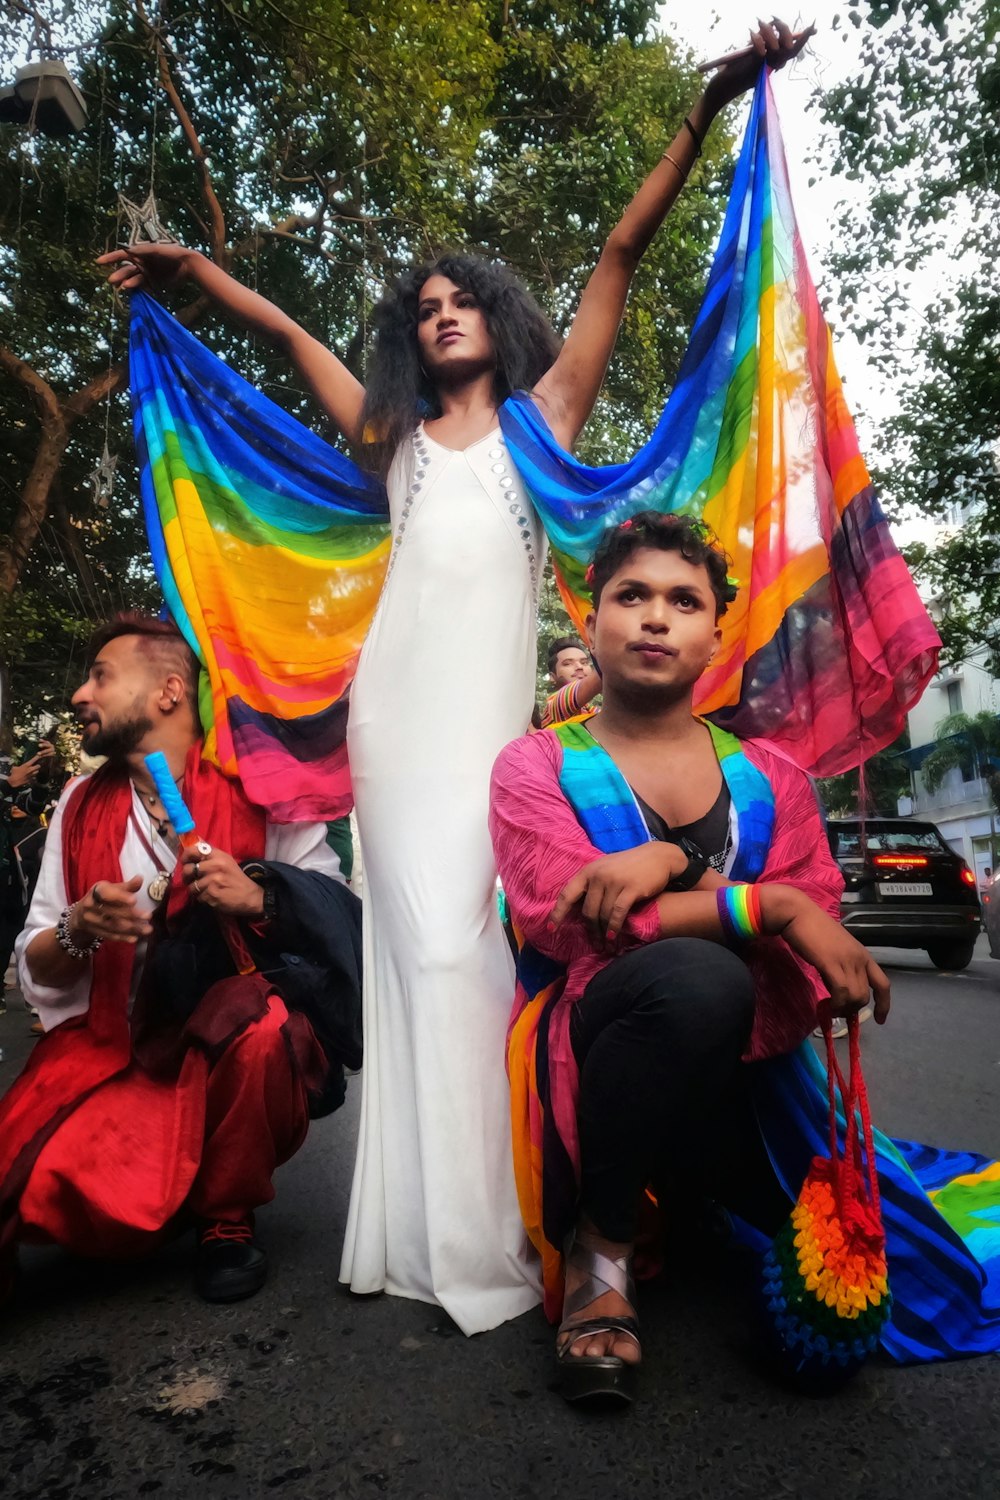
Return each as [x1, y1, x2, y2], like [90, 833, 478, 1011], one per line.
[193, 861, 201, 880]
[193, 878, 202, 894]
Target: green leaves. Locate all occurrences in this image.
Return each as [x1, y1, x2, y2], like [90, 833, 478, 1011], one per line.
[1, 0, 733, 726]
[820, 1, 1000, 669]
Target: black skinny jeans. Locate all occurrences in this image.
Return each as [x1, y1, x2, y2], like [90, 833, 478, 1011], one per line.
[570, 937, 785, 1244]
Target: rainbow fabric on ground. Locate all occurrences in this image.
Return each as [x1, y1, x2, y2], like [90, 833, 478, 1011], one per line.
[129, 294, 389, 821]
[498, 72, 940, 776]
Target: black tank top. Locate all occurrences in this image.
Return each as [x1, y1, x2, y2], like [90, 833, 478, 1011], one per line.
[631, 780, 733, 871]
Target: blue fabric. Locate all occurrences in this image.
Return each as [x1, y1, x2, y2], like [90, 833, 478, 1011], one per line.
[553, 716, 774, 879]
[748, 1044, 1000, 1363]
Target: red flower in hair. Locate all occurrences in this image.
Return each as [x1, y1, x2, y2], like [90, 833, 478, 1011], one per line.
[585, 563, 595, 586]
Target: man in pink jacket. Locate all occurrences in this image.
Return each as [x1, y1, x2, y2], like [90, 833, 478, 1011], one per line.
[490, 512, 889, 1406]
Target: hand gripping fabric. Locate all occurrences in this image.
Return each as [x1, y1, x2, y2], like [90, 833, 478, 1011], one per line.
[759, 1014, 891, 1389]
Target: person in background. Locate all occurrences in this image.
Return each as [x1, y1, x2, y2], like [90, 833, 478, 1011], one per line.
[0, 740, 57, 1012]
[539, 636, 603, 730]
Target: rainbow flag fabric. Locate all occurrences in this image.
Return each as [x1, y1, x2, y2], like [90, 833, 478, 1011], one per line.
[498, 72, 939, 776]
[129, 294, 389, 821]
[129, 70, 938, 818]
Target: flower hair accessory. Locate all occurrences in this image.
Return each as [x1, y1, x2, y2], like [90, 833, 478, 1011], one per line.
[584, 562, 596, 586]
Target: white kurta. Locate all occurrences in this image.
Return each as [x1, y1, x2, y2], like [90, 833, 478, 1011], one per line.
[17, 775, 342, 1033]
[341, 423, 544, 1334]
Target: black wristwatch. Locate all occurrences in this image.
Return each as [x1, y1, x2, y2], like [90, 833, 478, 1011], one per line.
[665, 835, 709, 892]
[242, 861, 279, 924]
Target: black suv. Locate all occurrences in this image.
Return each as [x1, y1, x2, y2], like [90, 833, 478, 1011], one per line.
[826, 817, 981, 970]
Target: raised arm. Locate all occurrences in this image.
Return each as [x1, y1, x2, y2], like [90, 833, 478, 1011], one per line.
[98, 244, 366, 445]
[532, 19, 813, 450]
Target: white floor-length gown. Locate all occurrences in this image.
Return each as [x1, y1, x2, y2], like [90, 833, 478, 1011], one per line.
[340, 421, 544, 1334]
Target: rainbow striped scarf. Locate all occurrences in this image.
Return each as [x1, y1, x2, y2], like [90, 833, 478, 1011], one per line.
[552, 716, 773, 875]
[129, 73, 937, 819]
[498, 72, 939, 776]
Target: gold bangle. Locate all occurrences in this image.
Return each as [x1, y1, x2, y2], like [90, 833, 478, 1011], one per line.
[661, 152, 689, 180]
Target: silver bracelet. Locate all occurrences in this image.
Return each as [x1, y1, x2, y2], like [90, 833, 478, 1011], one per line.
[55, 904, 102, 960]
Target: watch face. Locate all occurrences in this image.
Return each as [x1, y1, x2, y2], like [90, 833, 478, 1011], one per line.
[679, 836, 706, 865]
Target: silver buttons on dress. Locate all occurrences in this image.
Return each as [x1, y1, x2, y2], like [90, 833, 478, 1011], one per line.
[386, 430, 430, 581]
[488, 440, 539, 594]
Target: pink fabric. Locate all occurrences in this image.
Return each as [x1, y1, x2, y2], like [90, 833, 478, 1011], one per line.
[489, 726, 844, 1062]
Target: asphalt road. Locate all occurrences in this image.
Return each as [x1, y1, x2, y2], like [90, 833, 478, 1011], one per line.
[3, 939, 1000, 1500]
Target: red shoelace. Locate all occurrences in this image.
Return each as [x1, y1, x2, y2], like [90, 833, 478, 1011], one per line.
[200, 1219, 254, 1245]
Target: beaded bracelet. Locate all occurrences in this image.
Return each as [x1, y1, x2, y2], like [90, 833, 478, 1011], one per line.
[55, 904, 102, 960]
[716, 883, 763, 944]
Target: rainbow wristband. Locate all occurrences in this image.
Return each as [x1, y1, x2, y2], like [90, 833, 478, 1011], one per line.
[717, 883, 763, 944]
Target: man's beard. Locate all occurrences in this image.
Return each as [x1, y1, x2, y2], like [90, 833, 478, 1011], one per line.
[81, 703, 154, 761]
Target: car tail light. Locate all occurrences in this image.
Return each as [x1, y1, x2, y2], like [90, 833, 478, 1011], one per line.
[872, 854, 929, 868]
[960, 867, 977, 888]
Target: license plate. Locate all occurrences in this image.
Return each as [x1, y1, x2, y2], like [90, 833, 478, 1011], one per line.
[878, 881, 932, 897]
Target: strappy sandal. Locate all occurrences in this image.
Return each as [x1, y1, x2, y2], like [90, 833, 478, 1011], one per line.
[556, 1240, 641, 1406]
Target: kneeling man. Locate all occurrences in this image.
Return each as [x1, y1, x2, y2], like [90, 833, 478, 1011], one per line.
[1, 614, 361, 1303]
[490, 513, 889, 1405]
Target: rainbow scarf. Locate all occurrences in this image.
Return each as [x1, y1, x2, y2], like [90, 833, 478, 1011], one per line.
[129, 72, 937, 819]
[508, 717, 774, 1313]
[553, 716, 773, 873]
[499, 73, 939, 776]
[129, 296, 390, 821]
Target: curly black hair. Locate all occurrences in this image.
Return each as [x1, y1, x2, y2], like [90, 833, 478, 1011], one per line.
[358, 253, 561, 476]
[588, 511, 738, 618]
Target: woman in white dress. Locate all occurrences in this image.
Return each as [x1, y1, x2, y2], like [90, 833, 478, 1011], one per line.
[102, 21, 809, 1334]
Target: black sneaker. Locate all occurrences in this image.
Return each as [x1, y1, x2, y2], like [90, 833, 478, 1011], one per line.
[195, 1217, 268, 1303]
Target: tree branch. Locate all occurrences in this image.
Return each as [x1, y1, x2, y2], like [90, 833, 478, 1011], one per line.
[0, 346, 63, 426]
[134, 0, 229, 266]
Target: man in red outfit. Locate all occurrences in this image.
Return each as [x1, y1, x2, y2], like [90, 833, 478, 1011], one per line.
[0, 614, 361, 1303]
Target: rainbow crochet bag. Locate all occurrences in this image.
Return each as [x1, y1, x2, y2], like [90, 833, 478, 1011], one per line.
[760, 1015, 891, 1390]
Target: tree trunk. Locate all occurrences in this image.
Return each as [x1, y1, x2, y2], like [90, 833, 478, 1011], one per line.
[0, 416, 72, 747]
[0, 416, 71, 597]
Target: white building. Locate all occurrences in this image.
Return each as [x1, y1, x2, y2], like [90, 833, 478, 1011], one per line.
[903, 643, 1000, 884]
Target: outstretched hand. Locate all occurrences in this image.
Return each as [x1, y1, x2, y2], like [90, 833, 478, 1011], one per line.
[97, 242, 196, 293]
[704, 18, 815, 110]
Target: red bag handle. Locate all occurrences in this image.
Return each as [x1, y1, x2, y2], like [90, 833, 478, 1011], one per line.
[821, 1013, 881, 1220]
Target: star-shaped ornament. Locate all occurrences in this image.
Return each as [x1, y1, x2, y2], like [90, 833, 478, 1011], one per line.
[117, 191, 178, 245]
[88, 444, 118, 509]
